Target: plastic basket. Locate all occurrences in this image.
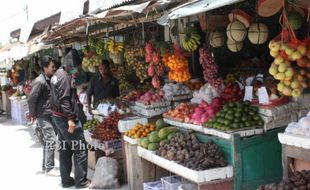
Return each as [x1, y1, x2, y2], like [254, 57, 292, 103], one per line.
[161, 176, 182, 190]
[143, 181, 163, 190]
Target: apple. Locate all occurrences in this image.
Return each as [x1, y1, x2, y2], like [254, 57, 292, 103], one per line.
[282, 86, 292, 96]
[292, 89, 301, 98]
[270, 50, 279, 58]
[269, 65, 278, 76]
[278, 63, 288, 73]
[274, 56, 284, 65]
[285, 68, 294, 78]
[275, 73, 285, 80]
[291, 51, 302, 61]
[290, 80, 300, 89]
[297, 45, 307, 56]
[277, 82, 285, 92]
[269, 40, 280, 51]
[285, 48, 294, 56]
[284, 76, 293, 81]
[284, 80, 291, 86]
[280, 44, 288, 51]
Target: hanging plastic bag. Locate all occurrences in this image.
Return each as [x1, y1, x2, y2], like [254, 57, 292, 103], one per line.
[89, 157, 120, 189]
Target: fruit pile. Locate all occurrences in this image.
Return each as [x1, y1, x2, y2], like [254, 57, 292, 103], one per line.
[181, 27, 201, 52]
[268, 39, 309, 97]
[89, 38, 106, 56]
[258, 170, 310, 190]
[199, 48, 224, 93]
[136, 90, 165, 105]
[206, 101, 264, 131]
[91, 112, 124, 141]
[145, 42, 165, 89]
[83, 119, 99, 130]
[157, 132, 228, 170]
[124, 123, 156, 139]
[224, 74, 237, 85]
[163, 47, 191, 82]
[220, 83, 244, 103]
[123, 90, 142, 102]
[124, 47, 149, 83]
[107, 39, 124, 54]
[118, 67, 134, 92]
[138, 126, 177, 151]
[188, 98, 222, 125]
[163, 103, 197, 122]
[82, 54, 101, 73]
[184, 80, 205, 91]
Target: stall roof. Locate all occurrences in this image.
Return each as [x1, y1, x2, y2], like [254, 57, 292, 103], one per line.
[168, 0, 245, 20]
[89, 0, 136, 13]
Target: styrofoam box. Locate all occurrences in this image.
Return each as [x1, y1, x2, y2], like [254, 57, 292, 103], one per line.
[161, 175, 182, 190]
[278, 133, 310, 149]
[135, 101, 171, 109]
[259, 102, 299, 117]
[143, 181, 163, 190]
[118, 116, 148, 133]
[136, 107, 171, 117]
[137, 146, 233, 183]
[123, 135, 137, 145]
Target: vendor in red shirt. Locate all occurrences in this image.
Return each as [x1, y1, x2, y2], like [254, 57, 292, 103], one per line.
[87, 59, 120, 114]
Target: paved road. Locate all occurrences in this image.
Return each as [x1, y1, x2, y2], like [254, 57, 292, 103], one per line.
[0, 116, 128, 190]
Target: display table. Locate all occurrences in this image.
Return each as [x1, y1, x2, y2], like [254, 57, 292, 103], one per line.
[278, 133, 310, 180]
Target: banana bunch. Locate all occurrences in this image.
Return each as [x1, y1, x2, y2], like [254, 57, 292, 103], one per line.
[107, 40, 124, 54]
[181, 27, 201, 52]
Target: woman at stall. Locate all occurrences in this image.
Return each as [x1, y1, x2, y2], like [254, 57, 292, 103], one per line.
[87, 59, 120, 114]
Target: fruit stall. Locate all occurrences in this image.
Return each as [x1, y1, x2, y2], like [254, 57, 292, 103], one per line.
[32, 0, 310, 189]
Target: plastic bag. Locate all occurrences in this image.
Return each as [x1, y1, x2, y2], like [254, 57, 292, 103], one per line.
[90, 157, 119, 189]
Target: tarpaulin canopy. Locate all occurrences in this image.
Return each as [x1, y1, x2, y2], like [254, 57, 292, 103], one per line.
[168, 0, 245, 20]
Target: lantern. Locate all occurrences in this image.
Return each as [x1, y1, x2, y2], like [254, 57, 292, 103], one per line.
[226, 20, 247, 42]
[209, 31, 224, 48]
[248, 23, 269, 44]
[227, 39, 243, 52]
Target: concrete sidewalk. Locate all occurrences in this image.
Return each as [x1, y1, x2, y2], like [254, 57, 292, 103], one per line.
[0, 116, 128, 190]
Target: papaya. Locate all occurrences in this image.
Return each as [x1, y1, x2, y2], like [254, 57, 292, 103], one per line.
[155, 119, 168, 131]
[141, 137, 150, 149]
[148, 131, 161, 143]
[158, 127, 178, 139]
[148, 143, 159, 151]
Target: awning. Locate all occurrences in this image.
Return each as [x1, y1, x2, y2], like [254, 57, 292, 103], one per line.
[168, 0, 245, 20]
[89, 0, 135, 13]
[93, 1, 151, 19]
[28, 43, 53, 55]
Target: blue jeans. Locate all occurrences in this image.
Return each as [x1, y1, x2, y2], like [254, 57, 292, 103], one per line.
[37, 116, 57, 172]
[52, 116, 88, 186]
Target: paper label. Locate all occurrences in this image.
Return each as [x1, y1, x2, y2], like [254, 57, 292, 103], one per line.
[258, 87, 270, 104]
[244, 86, 253, 101]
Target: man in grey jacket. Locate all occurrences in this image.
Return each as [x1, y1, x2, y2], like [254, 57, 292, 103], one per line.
[28, 56, 59, 176]
[50, 49, 88, 188]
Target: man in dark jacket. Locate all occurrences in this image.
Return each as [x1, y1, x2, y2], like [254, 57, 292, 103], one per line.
[50, 49, 89, 188]
[27, 56, 59, 176]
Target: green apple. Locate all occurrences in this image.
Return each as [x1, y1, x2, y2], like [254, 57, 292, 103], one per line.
[297, 45, 307, 56]
[278, 63, 288, 73]
[269, 40, 280, 51]
[277, 82, 285, 92]
[270, 50, 279, 58]
[290, 80, 300, 89]
[291, 51, 302, 61]
[285, 68, 294, 78]
[292, 89, 301, 98]
[284, 80, 291, 86]
[280, 44, 288, 50]
[269, 65, 278, 76]
[274, 56, 284, 65]
[276, 73, 285, 80]
[285, 48, 294, 56]
[282, 86, 292, 96]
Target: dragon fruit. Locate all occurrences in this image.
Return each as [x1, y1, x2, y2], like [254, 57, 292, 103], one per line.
[152, 75, 161, 89]
[145, 42, 153, 54]
[152, 52, 161, 65]
[145, 54, 152, 63]
[148, 64, 155, 77]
